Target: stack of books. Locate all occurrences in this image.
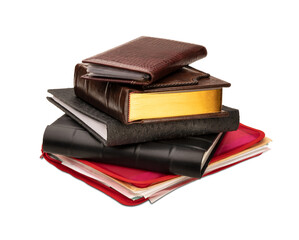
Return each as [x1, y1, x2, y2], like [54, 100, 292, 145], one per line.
[41, 36, 271, 205]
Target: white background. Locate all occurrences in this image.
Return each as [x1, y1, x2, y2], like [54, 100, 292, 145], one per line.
[1, 1, 298, 239]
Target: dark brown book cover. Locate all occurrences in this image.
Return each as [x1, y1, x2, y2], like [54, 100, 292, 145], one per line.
[82, 36, 207, 85]
[74, 63, 231, 124]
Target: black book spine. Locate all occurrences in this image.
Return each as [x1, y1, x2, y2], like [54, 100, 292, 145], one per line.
[43, 115, 219, 178]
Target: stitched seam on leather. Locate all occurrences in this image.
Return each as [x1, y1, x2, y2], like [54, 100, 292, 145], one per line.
[142, 72, 210, 89]
[143, 79, 198, 89]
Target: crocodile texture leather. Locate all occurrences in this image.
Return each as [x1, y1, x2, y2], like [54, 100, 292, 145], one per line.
[82, 36, 207, 85]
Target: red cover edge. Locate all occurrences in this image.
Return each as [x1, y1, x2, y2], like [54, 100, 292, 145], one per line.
[41, 152, 264, 206]
[42, 153, 147, 206]
[212, 123, 265, 162]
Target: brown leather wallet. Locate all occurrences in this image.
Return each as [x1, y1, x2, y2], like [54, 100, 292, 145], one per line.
[82, 36, 207, 85]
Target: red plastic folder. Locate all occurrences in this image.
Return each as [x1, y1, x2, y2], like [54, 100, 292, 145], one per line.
[42, 124, 267, 206]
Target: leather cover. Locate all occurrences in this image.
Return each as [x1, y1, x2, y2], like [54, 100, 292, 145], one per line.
[47, 88, 240, 146]
[74, 63, 231, 124]
[42, 114, 222, 178]
[82, 36, 207, 85]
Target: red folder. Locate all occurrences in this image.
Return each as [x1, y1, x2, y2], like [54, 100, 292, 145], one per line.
[41, 123, 266, 206]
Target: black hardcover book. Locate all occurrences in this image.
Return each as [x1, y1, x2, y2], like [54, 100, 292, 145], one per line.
[47, 88, 239, 146]
[43, 115, 223, 178]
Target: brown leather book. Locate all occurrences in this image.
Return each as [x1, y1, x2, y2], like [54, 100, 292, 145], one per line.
[74, 64, 231, 124]
[82, 36, 207, 85]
